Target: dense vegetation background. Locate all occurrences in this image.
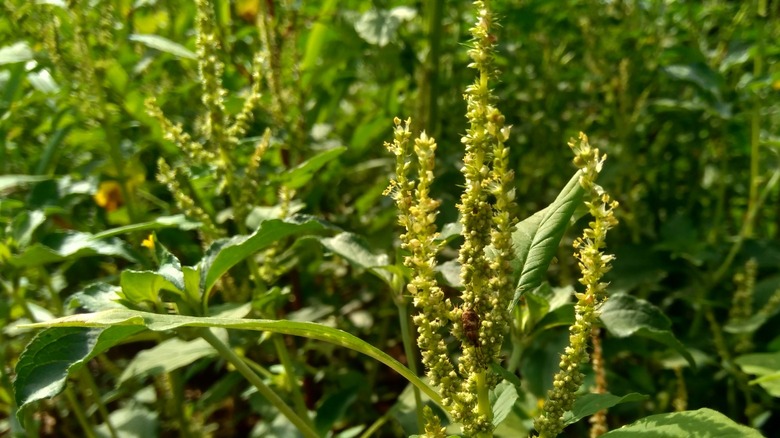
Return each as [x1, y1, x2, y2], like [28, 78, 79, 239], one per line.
[1, 0, 779, 437]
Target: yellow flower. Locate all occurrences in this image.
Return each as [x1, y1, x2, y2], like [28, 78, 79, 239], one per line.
[141, 234, 155, 250]
[94, 181, 123, 212]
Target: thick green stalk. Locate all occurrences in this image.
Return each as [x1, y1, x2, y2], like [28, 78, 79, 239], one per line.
[198, 328, 319, 438]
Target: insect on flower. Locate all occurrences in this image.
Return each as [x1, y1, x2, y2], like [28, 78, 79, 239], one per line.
[461, 307, 480, 346]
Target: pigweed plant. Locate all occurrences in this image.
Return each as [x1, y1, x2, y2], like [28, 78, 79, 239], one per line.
[385, 2, 618, 436]
[6, 1, 773, 438]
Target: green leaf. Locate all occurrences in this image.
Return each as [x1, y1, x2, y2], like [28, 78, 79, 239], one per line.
[95, 405, 158, 438]
[318, 232, 391, 284]
[20, 308, 443, 409]
[663, 63, 723, 100]
[10, 231, 139, 267]
[735, 351, 780, 397]
[67, 283, 125, 312]
[120, 270, 181, 304]
[90, 214, 201, 240]
[601, 408, 763, 437]
[200, 216, 328, 295]
[354, 7, 416, 47]
[153, 236, 185, 293]
[600, 294, 695, 368]
[563, 393, 648, 425]
[0, 175, 51, 194]
[0, 42, 33, 65]
[491, 381, 519, 427]
[129, 34, 196, 59]
[510, 170, 585, 310]
[118, 336, 218, 385]
[279, 146, 346, 189]
[13, 326, 143, 423]
[10, 210, 46, 248]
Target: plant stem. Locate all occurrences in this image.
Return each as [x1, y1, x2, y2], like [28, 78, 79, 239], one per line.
[198, 328, 320, 438]
[397, 300, 424, 431]
[64, 385, 97, 438]
[272, 334, 313, 426]
[475, 369, 492, 434]
[80, 369, 119, 438]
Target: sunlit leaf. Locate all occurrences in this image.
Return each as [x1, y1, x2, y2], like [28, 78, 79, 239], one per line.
[129, 34, 196, 59]
[601, 408, 762, 437]
[10, 231, 139, 267]
[20, 309, 443, 408]
[200, 216, 329, 295]
[510, 170, 585, 310]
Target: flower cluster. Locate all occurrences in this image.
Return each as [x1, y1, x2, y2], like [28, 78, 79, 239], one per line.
[385, 2, 518, 435]
[534, 133, 619, 438]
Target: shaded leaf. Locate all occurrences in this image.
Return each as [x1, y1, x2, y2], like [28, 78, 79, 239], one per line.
[118, 336, 218, 384]
[14, 326, 144, 423]
[563, 393, 648, 425]
[600, 294, 695, 368]
[280, 146, 346, 189]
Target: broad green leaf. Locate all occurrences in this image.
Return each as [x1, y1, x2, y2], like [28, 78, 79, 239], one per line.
[490, 363, 524, 392]
[90, 214, 201, 240]
[601, 408, 763, 437]
[20, 309, 443, 408]
[663, 63, 723, 100]
[200, 216, 329, 294]
[0, 42, 33, 65]
[735, 351, 780, 397]
[120, 270, 181, 304]
[354, 7, 416, 47]
[510, 170, 585, 310]
[600, 294, 695, 368]
[279, 147, 346, 189]
[66, 283, 125, 312]
[14, 325, 144, 423]
[10, 210, 46, 248]
[153, 236, 185, 293]
[314, 386, 359, 435]
[318, 232, 391, 284]
[118, 336, 218, 385]
[301, 0, 339, 76]
[10, 231, 139, 267]
[0, 175, 51, 194]
[129, 34, 196, 59]
[563, 393, 648, 425]
[95, 405, 158, 438]
[491, 381, 519, 427]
